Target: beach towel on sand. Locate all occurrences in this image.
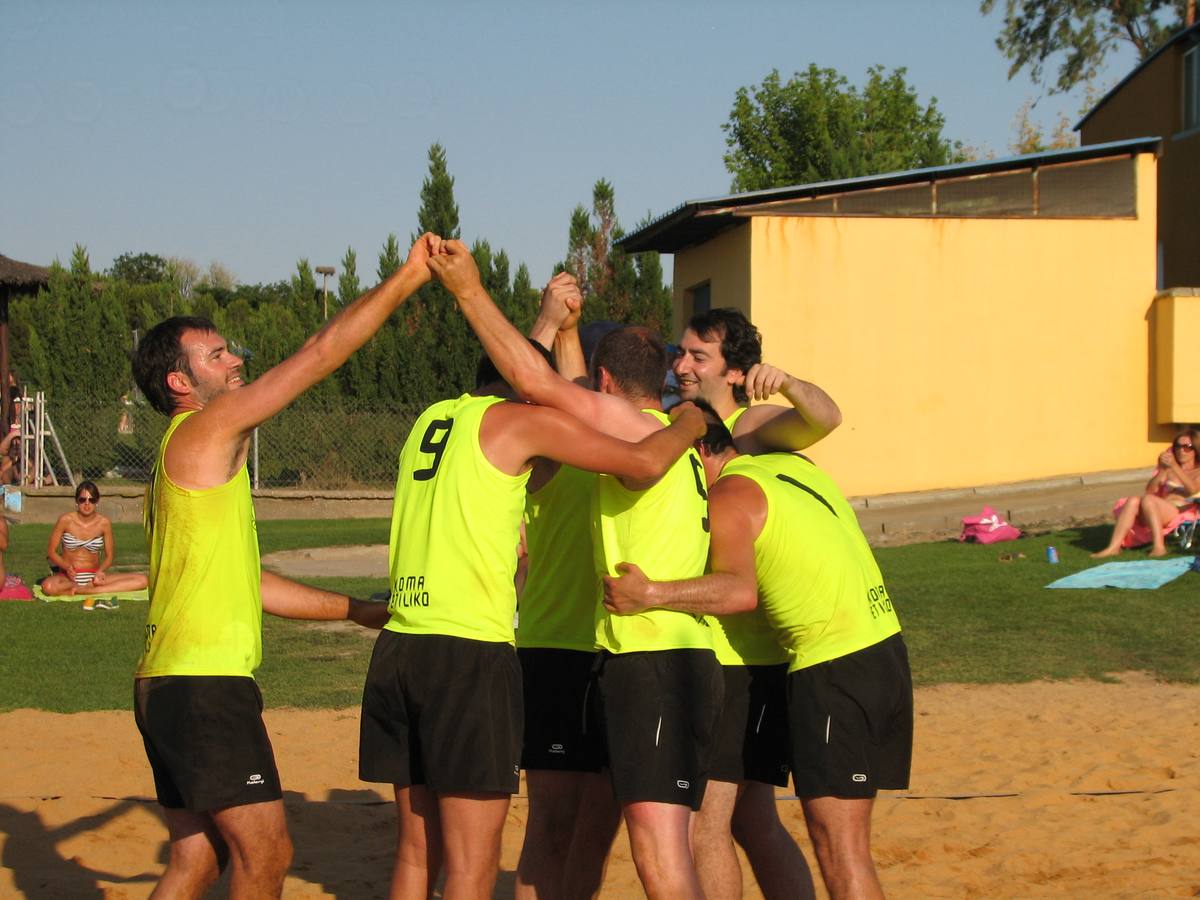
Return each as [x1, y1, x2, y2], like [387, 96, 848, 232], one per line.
[1046, 558, 1195, 590]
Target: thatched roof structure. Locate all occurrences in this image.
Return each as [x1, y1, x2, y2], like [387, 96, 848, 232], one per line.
[0, 253, 50, 289]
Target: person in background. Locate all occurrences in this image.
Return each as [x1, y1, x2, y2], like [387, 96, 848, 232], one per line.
[1092, 430, 1200, 558]
[41, 481, 148, 610]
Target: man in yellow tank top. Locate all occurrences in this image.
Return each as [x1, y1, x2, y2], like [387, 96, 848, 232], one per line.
[359, 246, 705, 900]
[672, 308, 843, 899]
[604, 409, 912, 900]
[129, 234, 438, 899]
[435, 251, 719, 900]
[674, 307, 842, 455]
[512, 310, 624, 900]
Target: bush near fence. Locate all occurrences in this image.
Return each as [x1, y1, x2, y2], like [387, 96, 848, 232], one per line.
[49, 399, 421, 489]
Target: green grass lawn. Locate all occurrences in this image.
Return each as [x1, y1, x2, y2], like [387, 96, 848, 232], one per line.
[0, 518, 1196, 712]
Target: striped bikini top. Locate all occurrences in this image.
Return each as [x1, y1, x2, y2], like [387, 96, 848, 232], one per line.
[62, 531, 105, 553]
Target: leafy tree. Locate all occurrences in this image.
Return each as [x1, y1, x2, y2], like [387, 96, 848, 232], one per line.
[1010, 99, 1078, 153]
[202, 260, 237, 291]
[166, 257, 201, 299]
[722, 65, 963, 191]
[981, 0, 1189, 94]
[109, 252, 169, 284]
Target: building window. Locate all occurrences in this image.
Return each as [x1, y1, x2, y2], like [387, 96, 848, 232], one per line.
[1185, 45, 1200, 132]
[687, 282, 711, 317]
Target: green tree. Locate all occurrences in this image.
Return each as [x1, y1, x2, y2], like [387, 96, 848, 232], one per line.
[723, 65, 962, 191]
[558, 180, 671, 333]
[377, 234, 402, 283]
[409, 142, 470, 400]
[69, 243, 91, 277]
[981, 0, 1188, 94]
[338, 247, 361, 305]
[109, 252, 168, 284]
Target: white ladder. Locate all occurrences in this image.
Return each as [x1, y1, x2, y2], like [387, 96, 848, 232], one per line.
[17, 390, 75, 488]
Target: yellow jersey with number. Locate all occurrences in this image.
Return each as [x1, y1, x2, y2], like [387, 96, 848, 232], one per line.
[518, 465, 598, 651]
[593, 409, 712, 654]
[136, 411, 263, 678]
[707, 407, 787, 666]
[721, 453, 901, 672]
[386, 394, 530, 644]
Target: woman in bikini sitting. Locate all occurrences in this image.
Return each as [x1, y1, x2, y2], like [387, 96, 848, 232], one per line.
[1091, 430, 1200, 559]
[42, 481, 147, 610]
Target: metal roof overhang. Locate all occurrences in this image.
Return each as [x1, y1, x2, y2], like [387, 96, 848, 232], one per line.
[618, 136, 1162, 254]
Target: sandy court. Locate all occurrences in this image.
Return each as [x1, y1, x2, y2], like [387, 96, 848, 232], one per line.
[2, 675, 1198, 898]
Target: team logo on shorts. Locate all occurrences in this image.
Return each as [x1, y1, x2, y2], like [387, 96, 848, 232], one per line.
[550, 743, 565, 755]
[851, 773, 867, 783]
[246, 773, 265, 786]
[676, 780, 690, 789]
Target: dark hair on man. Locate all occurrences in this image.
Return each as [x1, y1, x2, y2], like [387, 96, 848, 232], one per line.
[475, 339, 556, 393]
[132, 316, 219, 416]
[75, 479, 101, 503]
[686, 308, 762, 403]
[590, 326, 669, 400]
[689, 398, 737, 456]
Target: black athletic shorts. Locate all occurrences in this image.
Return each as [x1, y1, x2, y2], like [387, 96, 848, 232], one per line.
[518, 647, 606, 773]
[596, 649, 723, 810]
[787, 633, 913, 799]
[134, 675, 283, 812]
[359, 631, 523, 794]
[709, 664, 791, 787]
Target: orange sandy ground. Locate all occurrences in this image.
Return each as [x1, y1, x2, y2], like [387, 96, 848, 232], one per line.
[2, 675, 1198, 899]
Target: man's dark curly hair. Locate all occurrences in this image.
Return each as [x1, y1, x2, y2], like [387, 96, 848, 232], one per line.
[132, 316, 218, 416]
[685, 308, 762, 403]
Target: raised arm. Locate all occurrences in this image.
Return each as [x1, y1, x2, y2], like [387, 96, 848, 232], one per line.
[260, 570, 390, 628]
[202, 234, 437, 438]
[483, 401, 705, 483]
[731, 364, 842, 455]
[603, 476, 763, 616]
[430, 243, 642, 434]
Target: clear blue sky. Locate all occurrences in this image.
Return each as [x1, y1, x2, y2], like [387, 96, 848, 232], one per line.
[1, 0, 1138, 289]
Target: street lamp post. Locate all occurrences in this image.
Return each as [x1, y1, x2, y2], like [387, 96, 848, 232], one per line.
[316, 266, 335, 319]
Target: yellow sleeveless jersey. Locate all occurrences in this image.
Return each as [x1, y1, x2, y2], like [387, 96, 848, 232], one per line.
[721, 453, 901, 672]
[708, 407, 787, 666]
[136, 411, 263, 678]
[518, 465, 598, 651]
[386, 394, 530, 644]
[593, 409, 712, 654]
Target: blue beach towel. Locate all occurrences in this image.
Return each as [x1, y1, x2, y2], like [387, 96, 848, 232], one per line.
[1046, 557, 1196, 590]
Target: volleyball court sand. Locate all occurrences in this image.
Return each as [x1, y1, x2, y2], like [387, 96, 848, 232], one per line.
[1, 674, 1197, 898]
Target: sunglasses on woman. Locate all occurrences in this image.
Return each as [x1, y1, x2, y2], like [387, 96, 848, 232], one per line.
[1174, 442, 1195, 452]
[77, 495, 97, 504]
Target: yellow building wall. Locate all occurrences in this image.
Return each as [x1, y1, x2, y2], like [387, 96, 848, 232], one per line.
[670, 154, 1164, 497]
[1153, 289, 1200, 424]
[673, 224, 751, 324]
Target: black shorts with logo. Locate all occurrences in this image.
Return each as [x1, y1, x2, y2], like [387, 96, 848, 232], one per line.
[360, 630, 523, 794]
[134, 675, 283, 811]
[709, 663, 791, 787]
[596, 649, 723, 810]
[518, 647, 606, 773]
[787, 633, 913, 799]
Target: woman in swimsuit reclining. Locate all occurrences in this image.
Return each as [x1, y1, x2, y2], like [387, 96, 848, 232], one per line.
[42, 480, 147, 609]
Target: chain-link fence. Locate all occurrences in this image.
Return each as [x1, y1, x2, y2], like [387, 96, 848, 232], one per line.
[26, 398, 423, 490]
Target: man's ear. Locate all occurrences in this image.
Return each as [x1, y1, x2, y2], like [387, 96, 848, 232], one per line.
[165, 370, 192, 399]
[724, 367, 744, 387]
[596, 366, 616, 395]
